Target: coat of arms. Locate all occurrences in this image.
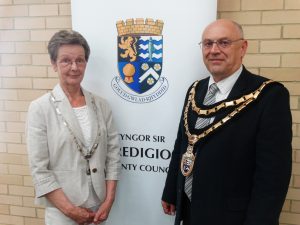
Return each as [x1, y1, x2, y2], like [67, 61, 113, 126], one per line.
[112, 18, 168, 103]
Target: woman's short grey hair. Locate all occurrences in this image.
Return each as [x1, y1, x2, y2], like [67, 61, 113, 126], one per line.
[47, 30, 90, 62]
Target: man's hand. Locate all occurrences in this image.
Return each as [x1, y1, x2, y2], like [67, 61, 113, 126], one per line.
[161, 200, 176, 215]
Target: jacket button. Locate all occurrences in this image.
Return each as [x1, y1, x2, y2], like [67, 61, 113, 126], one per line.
[92, 168, 97, 173]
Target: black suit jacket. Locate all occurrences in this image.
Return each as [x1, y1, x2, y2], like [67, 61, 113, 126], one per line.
[162, 67, 292, 225]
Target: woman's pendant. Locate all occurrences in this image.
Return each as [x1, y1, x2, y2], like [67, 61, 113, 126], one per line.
[181, 145, 195, 177]
[86, 159, 91, 175]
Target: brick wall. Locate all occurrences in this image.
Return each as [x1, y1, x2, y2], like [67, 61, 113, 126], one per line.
[0, 0, 299, 224]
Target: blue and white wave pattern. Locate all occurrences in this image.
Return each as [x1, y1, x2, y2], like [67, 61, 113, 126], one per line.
[138, 36, 163, 62]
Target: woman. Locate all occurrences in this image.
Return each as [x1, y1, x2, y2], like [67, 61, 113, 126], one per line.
[26, 30, 121, 225]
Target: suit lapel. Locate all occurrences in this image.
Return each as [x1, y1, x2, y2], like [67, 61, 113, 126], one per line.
[214, 67, 250, 122]
[194, 78, 209, 105]
[52, 84, 85, 145]
[189, 78, 209, 133]
[227, 67, 248, 99]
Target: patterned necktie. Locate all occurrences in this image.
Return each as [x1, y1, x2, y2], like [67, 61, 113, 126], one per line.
[184, 83, 219, 201]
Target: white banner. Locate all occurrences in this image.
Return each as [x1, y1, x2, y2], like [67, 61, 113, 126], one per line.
[71, 1, 216, 224]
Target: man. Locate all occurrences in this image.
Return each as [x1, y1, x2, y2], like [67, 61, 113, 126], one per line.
[161, 19, 292, 225]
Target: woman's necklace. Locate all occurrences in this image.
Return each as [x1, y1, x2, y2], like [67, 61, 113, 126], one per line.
[181, 80, 273, 177]
[50, 91, 101, 175]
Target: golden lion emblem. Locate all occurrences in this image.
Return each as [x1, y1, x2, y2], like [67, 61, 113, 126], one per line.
[118, 36, 137, 62]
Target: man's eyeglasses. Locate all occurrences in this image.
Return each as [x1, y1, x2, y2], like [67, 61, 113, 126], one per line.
[57, 58, 87, 67]
[199, 38, 244, 50]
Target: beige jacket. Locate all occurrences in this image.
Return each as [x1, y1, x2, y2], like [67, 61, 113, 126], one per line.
[26, 84, 120, 206]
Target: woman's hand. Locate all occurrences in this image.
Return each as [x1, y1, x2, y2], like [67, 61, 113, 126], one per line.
[66, 206, 95, 224]
[93, 200, 113, 224]
[93, 180, 117, 224]
[46, 189, 95, 224]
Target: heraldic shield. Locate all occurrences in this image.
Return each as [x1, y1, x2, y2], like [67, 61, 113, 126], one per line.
[115, 18, 164, 95]
[117, 35, 163, 94]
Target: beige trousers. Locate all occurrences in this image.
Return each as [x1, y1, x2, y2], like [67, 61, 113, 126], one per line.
[45, 206, 103, 225]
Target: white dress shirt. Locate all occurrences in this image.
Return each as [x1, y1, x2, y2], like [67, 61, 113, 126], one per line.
[207, 65, 243, 103]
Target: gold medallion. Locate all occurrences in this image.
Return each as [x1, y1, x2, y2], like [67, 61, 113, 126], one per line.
[181, 145, 195, 177]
